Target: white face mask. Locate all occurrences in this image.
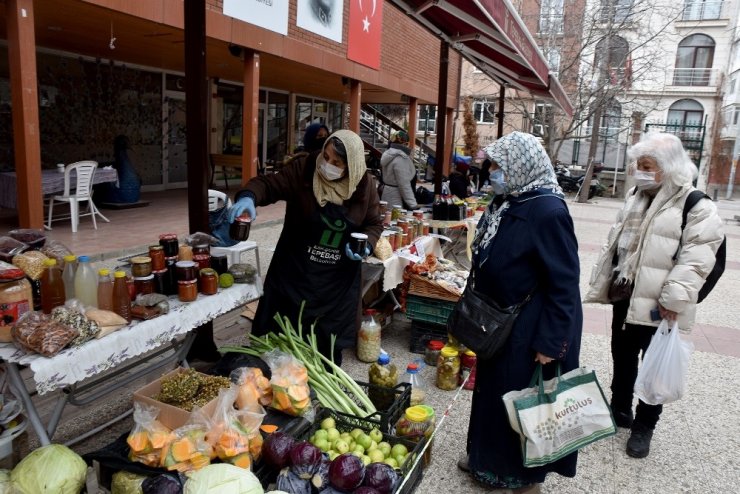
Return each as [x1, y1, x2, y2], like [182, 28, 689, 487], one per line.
[634, 170, 661, 191]
[319, 162, 345, 181]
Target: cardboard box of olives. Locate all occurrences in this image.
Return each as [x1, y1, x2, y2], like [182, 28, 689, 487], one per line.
[133, 367, 220, 430]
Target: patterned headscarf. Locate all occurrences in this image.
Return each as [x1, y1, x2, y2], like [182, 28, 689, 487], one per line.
[473, 132, 563, 261]
[312, 130, 367, 207]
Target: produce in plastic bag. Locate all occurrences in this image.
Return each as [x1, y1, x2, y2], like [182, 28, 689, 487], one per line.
[262, 349, 313, 419]
[39, 239, 73, 265]
[0, 237, 29, 263]
[634, 319, 694, 405]
[205, 387, 266, 468]
[160, 408, 213, 473]
[7, 229, 45, 249]
[111, 470, 147, 494]
[11, 251, 49, 280]
[127, 402, 175, 467]
[183, 463, 264, 494]
[11, 311, 78, 356]
[51, 303, 100, 346]
[10, 444, 87, 494]
[184, 232, 219, 247]
[231, 367, 273, 410]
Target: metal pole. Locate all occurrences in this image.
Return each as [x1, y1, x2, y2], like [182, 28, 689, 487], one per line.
[497, 84, 506, 138]
[434, 41, 449, 196]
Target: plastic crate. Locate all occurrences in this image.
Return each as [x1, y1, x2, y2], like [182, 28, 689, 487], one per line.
[409, 320, 449, 354]
[299, 408, 425, 494]
[405, 294, 456, 325]
[348, 381, 411, 434]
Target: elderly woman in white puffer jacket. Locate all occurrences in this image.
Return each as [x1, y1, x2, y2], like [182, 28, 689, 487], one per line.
[584, 131, 723, 460]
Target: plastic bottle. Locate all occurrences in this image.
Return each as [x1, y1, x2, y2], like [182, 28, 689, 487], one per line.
[74, 255, 98, 307]
[402, 362, 426, 406]
[62, 254, 77, 301]
[357, 309, 381, 363]
[112, 270, 131, 322]
[96, 269, 114, 311]
[368, 353, 398, 410]
[40, 258, 65, 314]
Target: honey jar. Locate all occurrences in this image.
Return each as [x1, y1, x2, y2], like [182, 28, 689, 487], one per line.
[130, 256, 152, 277]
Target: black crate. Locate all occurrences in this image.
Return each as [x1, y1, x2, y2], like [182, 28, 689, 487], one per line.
[409, 320, 449, 354]
[350, 381, 411, 434]
[300, 408, 425, 494]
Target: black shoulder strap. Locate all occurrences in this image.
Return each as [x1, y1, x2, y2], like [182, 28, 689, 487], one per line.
[673, 190, 711, 261]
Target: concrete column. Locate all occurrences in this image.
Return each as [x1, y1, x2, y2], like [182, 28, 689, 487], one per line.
[349, 80, 362, 132]
[433, 41, 449, 195]
[444, 107, 454, 177]
[242, 50, 260, 183]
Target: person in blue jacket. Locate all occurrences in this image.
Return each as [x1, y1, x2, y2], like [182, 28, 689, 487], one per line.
[459, 132, 583, 493]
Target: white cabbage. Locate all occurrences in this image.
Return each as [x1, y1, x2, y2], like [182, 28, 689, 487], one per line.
[184, 464, 263, 494]
[11, 444, 87, 494]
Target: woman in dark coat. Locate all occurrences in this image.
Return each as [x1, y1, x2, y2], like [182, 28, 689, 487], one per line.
[230, 130, 383, 365]
[463, 132, 583, 493]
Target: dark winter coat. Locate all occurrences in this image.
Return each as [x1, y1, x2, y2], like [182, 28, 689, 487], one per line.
[467, 190, 583, 483]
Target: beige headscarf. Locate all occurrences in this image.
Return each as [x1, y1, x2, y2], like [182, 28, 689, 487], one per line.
[312, 129, 367, 206]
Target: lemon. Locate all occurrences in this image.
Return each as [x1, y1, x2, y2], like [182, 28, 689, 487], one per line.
[219, 273, 235, 288]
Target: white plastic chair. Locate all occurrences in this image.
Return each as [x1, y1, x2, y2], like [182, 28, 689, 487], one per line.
[46, 161, 110, 233]
[207, 189, 261, 276]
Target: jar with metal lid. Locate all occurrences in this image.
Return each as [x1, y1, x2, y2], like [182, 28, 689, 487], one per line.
[199, 268, 218, 295]
[148, 245, 165, 271]
[178, 244, 193, 261]
[133, 274, 155, 296]
[193, 254, 210, 271]
[152, 269, 168, 295]
[210, 254, 228, 275]
[193, 244, 210, 257]
[357, 309, 381, 363]
[178, 279, 198, 302]
[436, 346, 460, 390]
[0, 269, 33, 340]
[424, 340, 445, 367]
[159, 233, 179, 257]
[175, 260, 197, 282]
[391, 205, 403, 221]
[130, 256, 152, 277]
[164, 257, 178, 295]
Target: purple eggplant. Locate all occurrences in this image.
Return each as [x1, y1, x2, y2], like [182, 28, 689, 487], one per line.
[360, 463, 399, 494]
[263, 432, 297, 470]
[290, 441, 324, 479]
[277, 467, 312, 494]
[328, 454, 365, 492]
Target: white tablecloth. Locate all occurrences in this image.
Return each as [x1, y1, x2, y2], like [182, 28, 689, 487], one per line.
[366, 236, 444, 292]
[0, 282, 262, 395]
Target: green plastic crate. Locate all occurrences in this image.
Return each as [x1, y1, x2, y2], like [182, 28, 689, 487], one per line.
[405, 295, 456, 325]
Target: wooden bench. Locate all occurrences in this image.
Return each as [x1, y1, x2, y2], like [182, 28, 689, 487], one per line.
[210, 153, 243, 189]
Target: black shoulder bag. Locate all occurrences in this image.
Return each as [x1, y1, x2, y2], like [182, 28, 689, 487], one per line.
[447, 271, 535, 360]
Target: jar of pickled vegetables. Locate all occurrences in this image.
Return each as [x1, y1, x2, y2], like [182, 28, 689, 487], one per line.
[394, 405, 435, 466]
[424, 340, 444, 367]
[436, 346, 460, 390]
[357, 309, 381, 363]
[368, 354, 398, 410]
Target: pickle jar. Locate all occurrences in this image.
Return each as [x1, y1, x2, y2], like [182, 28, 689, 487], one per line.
[436, 346, 460, 390]
[424, 340, 445, 367]
[394, 405, 436, 466]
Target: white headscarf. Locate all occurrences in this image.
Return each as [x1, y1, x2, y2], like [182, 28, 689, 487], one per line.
[312, 130, 367, 206]
[473, 132, 563, 260]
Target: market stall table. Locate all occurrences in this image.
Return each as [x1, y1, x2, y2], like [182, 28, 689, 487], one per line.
[0, 167, 119, 210]
[0, 281, 262, 446]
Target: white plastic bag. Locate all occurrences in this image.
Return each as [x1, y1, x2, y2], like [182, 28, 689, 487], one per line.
[634, 319, 694, 405]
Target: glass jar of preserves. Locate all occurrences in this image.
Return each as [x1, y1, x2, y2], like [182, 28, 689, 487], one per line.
[148, 245, 165, 271]
[130, 256, 152, 277]
[152, 269, 168, 295]
[193, 244, 210, 257]
[178, 279, 198, 302]
[199, 268, 218, 295]
[230, 215, 252, 241]
[436, 346, 460, 390]
[391, 205, 403, 221]
[178, 244, 193, 261]
[133, 274, 155, 296]
[424, 340, 445, 367]
[159, 233, 179, 257]
[175, 260, 197, 282]
[193, 254, 210, 271]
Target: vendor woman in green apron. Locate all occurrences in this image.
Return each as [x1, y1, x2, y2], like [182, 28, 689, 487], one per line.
[229, 130, 383, 365]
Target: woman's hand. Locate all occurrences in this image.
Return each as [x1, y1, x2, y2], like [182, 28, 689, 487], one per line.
[534, 352, 554, 365]
[658, 303, 678, 321]
[228, 197, 256, 223]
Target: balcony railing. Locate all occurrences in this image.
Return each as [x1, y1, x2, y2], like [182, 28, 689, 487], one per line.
[682, 0, 723, 21]
[669, 68, 719, 87]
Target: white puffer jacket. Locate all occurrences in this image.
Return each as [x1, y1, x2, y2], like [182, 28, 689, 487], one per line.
[584, 184, 724, 331]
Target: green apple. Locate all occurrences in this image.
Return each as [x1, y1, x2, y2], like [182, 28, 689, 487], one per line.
[361, 455, 372, 466]
[328, 450, 339, 461]
[314, 429, 328, 441]
[353, 444, 365, 455]
[390, 443, 408, 458]
[368, 449, 385, 463]
[350, 428, 364, 439]
[315, 438, 330, 452]
[340, 432, 353, 442]
[369, 428, 383, 443]
[394, 454, 407, 467]
[326, 428, 340, 442]
[383, 457, 398, 468]
[351, 451, 363, 459]
[378, 442, 392, 457]
[321, 417, 336, 430]
[356, 433, 372, 450]
[368, 440, 378, 451]
[334, 439, 349, 454]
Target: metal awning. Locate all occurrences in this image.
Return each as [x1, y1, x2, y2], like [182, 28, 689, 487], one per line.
[389, 0, 574, 116]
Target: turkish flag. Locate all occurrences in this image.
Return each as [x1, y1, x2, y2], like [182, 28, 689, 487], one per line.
[347, 0, 384, 69]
